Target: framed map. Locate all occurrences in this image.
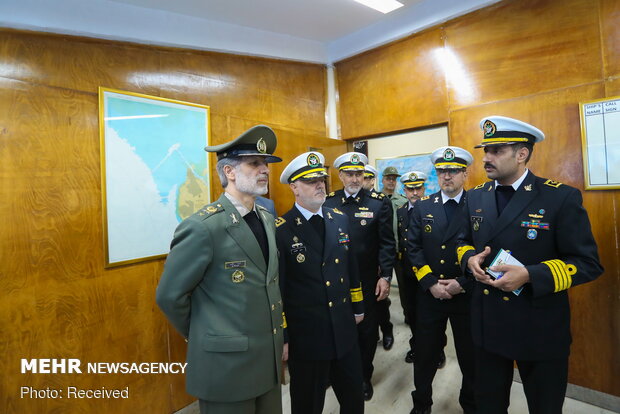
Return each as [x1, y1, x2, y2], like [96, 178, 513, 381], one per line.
[99, 88, 210, 267]
[376, 153, 439, 196]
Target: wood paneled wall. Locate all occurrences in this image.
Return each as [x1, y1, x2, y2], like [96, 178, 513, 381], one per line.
[0, 29, 343, 413]
[336, 0, 620, 397]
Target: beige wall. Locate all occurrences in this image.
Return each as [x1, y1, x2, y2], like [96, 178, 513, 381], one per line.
[367, 126, 449, 168]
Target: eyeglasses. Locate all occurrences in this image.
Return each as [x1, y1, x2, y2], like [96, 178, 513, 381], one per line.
[436, 168, 463, 176]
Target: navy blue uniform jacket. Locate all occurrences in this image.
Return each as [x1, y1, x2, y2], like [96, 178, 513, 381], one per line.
[456, 172, 603, 360]
[276, 205, 363, 360]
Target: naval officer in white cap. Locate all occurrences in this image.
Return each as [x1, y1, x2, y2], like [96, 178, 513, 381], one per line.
[457, 116, 603, 413]
[324, 152, 395, 401]
[407, 146, 475, 414]
[276, 151, 364, 414]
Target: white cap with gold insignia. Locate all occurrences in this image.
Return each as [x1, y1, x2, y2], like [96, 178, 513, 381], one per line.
[477, 116, 545, 148]
[400, 171, 428, 188]
[333, 152, 368, 171]
[280, 152, 328, 184]
[431, 146, 473, 169]
[364, 164, 378, 178]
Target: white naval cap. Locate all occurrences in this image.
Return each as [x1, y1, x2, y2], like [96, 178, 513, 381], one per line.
[364, 164, 378, 178]
[333, 152, 368, 171]
[477, 115, 545, 148]
[280, 151, 328, 184]
[431, 146, 473, 169]
[400, 171, 428, 188]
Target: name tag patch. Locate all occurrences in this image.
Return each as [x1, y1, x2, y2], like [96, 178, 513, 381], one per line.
[225, 261, 246, 269]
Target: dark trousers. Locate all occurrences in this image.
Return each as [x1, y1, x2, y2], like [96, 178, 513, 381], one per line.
[357, 296, 379, 382]
[474, 346, 568, 414]
[288, 345, 364, 414]
[412, 291, 475, 413]
[396, 257, 418, 350]
[376, 297, 392, 336]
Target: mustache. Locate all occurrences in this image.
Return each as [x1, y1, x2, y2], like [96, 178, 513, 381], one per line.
[484, 162, 496, 169]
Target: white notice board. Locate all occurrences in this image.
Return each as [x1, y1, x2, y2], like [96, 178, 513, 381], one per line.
[580, 96, 620, 190]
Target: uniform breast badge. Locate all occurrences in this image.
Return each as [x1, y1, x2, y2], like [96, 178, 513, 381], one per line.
[360, 219, 367, 226]
[232, 270, 245, 283]
[424, 224, 432, 233]
[527, 229, 538, 240]
[471, 216, 483, 231]
[296, 253, 305, 263]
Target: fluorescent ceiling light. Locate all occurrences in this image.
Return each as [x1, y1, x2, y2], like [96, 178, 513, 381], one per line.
[353, 0, 404, 14]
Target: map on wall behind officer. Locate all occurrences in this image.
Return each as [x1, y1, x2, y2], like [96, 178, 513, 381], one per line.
[376, 154, 440, 196]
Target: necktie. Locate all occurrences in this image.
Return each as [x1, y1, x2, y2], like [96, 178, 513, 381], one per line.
[244, 211, 269, 265]
[496, 185, 515, 215]
[308, 214, 325, 241]
[444, 199, 458, 223]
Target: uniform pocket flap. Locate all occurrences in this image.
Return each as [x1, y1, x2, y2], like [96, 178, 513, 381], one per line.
[202, 335, 249, 352]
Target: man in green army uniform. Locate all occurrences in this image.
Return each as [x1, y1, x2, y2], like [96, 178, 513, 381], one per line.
[376, 166, 408, 350]
[156, 125, 285, 414]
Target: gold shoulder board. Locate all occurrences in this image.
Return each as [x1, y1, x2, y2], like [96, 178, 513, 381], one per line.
[473, 182, 486, 190]
[275, 217, 286, 227]
[420, 195, 430, 201]
[332, 208, 344, 215]
[544, 179, 563, 188]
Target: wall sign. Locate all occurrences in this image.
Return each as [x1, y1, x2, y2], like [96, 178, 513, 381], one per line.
[580, 96, 620, 190]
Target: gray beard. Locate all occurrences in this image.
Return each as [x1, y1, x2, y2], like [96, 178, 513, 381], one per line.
[235, 171, 268, 196]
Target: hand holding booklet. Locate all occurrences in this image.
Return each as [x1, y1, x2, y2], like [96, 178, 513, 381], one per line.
[487, 248, 525, 296]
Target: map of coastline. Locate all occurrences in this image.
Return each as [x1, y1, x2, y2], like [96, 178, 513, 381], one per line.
[103, 93, 209, 264]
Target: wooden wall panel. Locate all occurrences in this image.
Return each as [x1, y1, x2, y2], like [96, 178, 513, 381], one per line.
[0, 29, 329, 413]
[336, 0, 620, 397]
[336, 28, 448, 139]
[443, 0, 603, 110]
[602, 0, 620, 78]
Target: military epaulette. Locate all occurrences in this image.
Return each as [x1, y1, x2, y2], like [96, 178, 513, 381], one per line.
[544, 179, 563, 188]
[197, 204, 224, 218]
[327, 191, 336, 197]
[370, 191, 384, 199]
[473, 182, 487, 190]
[332, 208, 344, 215]
[420, 195, 430, 201]
[275, 217, 286, 227]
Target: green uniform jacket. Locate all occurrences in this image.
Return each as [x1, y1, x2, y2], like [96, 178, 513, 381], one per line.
[156, 194, 284, 402]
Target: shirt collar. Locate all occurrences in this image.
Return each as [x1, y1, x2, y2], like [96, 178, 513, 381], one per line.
[495, 168, 529, 191]
[441, 189, 464, 204]
[224, 192, 256, 217]
[295, 203, 323, 221]
[344, 189, 359, 198]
